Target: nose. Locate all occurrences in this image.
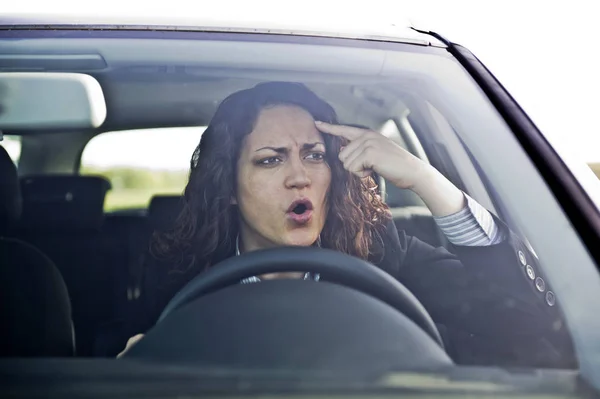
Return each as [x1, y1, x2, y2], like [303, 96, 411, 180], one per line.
[284, 157, 311, 190]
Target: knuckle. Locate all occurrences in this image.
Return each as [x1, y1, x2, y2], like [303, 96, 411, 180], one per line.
[364, 146, 376, 157]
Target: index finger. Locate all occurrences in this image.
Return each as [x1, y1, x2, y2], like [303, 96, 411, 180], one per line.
[315, 121, 366, 141]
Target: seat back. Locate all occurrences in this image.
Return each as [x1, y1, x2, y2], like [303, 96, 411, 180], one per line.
[148, 195, 184, 233]
[16, 175, 125, 356]
[0, 238, 74, 357]
[130, 195, 183, 304]
[0, 147, 74, 357]
[92, 195, 183, 356]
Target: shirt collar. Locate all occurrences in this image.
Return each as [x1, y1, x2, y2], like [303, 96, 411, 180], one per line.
[235, 235, 320, 282]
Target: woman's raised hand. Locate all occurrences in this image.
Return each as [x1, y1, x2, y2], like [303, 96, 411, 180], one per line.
[315, 121, 466, 217]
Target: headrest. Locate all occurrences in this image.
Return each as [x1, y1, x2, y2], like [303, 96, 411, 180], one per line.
[0, 146, 22, 229]
[148, 195, 183, 232]
[19, 175, 111, 231]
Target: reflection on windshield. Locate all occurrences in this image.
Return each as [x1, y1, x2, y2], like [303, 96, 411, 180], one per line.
[1, 31, 586, 375]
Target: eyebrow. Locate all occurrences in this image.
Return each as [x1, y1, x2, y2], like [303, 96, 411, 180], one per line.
[254, 142, 325, 153]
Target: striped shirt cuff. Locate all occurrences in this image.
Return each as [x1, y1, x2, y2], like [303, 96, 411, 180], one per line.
[433, 193, 506, 246]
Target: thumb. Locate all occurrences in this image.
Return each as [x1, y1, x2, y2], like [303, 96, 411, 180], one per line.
[117, 334, 145, 358]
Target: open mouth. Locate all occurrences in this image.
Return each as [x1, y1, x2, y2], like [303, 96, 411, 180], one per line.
[288, 199, 313, 214]
[287, 199, 314, 224]
[292, 203, 308, 215]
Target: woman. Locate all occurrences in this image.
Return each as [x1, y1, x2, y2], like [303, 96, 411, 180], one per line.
[118, 82, 574, 367]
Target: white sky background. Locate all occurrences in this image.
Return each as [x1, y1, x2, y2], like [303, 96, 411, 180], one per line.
[2, 0, 599, 168]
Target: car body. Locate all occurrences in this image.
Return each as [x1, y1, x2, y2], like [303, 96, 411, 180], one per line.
[2, 12, 600, 398]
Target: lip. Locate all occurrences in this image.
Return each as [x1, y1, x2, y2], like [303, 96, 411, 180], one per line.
[286, 198, 314, 225]
[286, 198, 314, 213]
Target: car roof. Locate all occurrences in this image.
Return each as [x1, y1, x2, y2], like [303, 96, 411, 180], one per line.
[0, 10, 451, 132]
[0, 12, 446, 48]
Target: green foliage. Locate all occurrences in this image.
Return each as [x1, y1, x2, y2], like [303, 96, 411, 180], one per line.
[589, 163, 600, 179]
[81, 165, 189, 190]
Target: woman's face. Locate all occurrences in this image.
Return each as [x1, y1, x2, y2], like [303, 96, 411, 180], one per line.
[235, 105, 332, 252]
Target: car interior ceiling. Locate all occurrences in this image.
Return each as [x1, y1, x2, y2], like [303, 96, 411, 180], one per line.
[0, 42, 458, 357]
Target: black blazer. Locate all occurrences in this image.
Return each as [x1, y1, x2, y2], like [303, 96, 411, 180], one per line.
[121, 218, 576, 368]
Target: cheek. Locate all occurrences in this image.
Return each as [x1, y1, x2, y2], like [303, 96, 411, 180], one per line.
[312, 166, 332, 204]
[237, 169, 282, 211]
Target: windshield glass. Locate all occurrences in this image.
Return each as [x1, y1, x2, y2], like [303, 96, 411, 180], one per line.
[2, 29, 598, 377]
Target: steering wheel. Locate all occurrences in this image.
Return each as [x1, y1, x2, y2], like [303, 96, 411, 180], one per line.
[158, 246, 444, 347]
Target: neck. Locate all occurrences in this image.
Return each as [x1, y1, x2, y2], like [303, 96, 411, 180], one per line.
[236, 225, 309, 280]
[237, 226, 278, 255]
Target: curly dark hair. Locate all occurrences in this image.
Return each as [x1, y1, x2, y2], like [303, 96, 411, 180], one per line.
[151, 81, 391, 275]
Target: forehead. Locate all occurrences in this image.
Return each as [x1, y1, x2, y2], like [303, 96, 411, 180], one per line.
[246, 105, 323, 148]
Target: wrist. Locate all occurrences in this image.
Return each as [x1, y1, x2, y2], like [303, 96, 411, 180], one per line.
[410, 163, 438, 194]
[411, 165, 466, 217]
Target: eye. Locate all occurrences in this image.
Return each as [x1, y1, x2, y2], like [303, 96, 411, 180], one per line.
[305, 152, 325, 162]
[257, 156, 282, 166]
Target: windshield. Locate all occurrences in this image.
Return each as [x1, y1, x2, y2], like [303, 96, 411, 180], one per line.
[1, 29, 598, 381]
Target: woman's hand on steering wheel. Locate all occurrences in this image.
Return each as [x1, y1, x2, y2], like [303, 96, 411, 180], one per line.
[315, 121, 466, 217]
[117, 333, 145, 358]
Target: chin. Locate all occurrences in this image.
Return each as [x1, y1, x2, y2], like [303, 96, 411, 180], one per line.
[282, 230, 319, 247]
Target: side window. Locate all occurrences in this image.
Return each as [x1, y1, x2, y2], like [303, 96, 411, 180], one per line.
[0, 134, 22, 167]
[377, 119, 426, 208]
[80, 127, 206, 212]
